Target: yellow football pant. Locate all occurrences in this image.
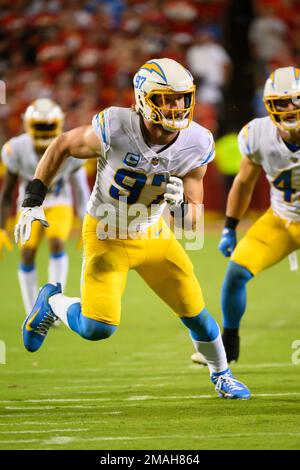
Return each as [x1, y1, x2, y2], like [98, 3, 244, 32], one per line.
[232, 208, 300, 275]
[18, 205, 73, 250]
[81, 214, 205, 325]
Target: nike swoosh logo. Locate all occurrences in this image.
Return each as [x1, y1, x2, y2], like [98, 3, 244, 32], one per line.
[25, 307, 40, 332]
[155, 228, 163, 236]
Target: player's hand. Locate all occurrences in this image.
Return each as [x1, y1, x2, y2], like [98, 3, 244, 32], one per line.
[164, 176, 184, 208]
[0, 229, 13, 258]
[218, 228, 237, 257]
[14, 206, 49, 245]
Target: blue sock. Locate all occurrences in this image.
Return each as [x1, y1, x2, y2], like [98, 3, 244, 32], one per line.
[50, 251, 65, 259]
[221, 261, 253, 329]
[19, 263, 35, 272]
[66, 302, 117, 341]
[180, 307, 220, 342]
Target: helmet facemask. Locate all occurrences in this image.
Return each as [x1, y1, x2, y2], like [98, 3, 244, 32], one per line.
[264, 93, 300, 132]
[23, 98, 65, 151]
[145, 87, 196, 132]
[25, 119, 63, 150]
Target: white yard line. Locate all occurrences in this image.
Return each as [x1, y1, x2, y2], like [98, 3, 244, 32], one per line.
[231, 362, 295, 369]
[4, 404, 138, 410]
[0, 417, 122, 427]
[189, 362, 296, 370]
[1, 431, 300, 446]
[1, 361, 295, 377]
[0, 428, 88, 434]
[2, 391, 300, 410]
[47, 382, 167, 392]
[0, 411, 123, 419]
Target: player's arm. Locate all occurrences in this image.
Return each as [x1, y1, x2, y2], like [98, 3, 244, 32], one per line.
[226, 155, 261, 220]
[0, 169, 17, 255]
[218, 155, 261, 257]
[164, 166, 206, 231]
[183, 165, 206, 204]
[15, 125, 101, 245]
[182, 165, 206, 230]
[34, 125, 101, 187]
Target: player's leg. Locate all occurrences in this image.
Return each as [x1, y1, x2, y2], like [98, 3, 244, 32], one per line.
[137, 236, 227, 372]
[45, 206, 73, 291]
[136, 229, 250, 398]
[18, 218, 43, 315]
[48, 246, 128, 339]
[22, 214, 128, 351]
[222, 209, 298, 361]
[220, 261, 253, 362]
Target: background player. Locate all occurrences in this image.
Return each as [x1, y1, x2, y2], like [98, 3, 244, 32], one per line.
[15, 59, 250, 399]
[0, 98, 90, 315]
[215, 66, 300, 362]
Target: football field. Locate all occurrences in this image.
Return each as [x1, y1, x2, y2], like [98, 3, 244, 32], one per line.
[0, 231, 300, 450]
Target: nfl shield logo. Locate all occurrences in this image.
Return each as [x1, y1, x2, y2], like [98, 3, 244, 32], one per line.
[151, 157, 159, 166]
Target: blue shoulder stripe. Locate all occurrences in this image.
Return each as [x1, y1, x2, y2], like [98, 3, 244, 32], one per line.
[97, 111, 107, 145]
[92, 110, 108, 147]
[202, 143, 215, 165]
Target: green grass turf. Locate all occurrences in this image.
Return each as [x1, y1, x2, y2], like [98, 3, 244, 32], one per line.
[0, 233, 300, 450]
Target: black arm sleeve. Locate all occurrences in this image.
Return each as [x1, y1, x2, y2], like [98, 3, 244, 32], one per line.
[224, 216, 239, 230]
[22, 179, 48, 207]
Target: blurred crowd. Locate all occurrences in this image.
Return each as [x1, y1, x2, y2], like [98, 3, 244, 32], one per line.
[250, 0, 300, 117]
[0, 0, 299, 154]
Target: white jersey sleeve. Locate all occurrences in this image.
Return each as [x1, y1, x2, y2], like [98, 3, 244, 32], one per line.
[1, 139, 20, 174]
[165, 122, 216, 177]
[238, 119, 262, 165]
[188, 126, 215, 170]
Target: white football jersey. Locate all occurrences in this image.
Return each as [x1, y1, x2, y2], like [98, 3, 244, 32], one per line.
[88, 106, 215, 231]
[1, 133, 82, 210]
[238, 116, 300, 221]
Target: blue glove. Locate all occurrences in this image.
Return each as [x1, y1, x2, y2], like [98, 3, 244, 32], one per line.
[218, 228, 237, 257]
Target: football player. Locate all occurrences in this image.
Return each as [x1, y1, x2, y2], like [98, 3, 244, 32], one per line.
[193, 66, 300, 364]
[0, 98, 90, 315]
[15, 59, 250, 399]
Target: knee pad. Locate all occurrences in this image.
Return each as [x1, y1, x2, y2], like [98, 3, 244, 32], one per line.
[180, 308, 219, 342]
[225, 261, 253, 287]
[67, 302, 117, 341]
[80, 316, 117, 341]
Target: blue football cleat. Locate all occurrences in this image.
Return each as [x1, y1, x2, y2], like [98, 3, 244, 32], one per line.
[22, 283, 62, 352]
[211, 368, 251, 399]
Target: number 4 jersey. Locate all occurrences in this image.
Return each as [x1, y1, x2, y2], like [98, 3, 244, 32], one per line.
[238, 116, 300, 221]
[89, 106, 215, 231]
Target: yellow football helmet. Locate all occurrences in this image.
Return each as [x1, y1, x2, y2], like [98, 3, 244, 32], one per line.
[24, 98, 64, 149]
[133, 58, 196, 132]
